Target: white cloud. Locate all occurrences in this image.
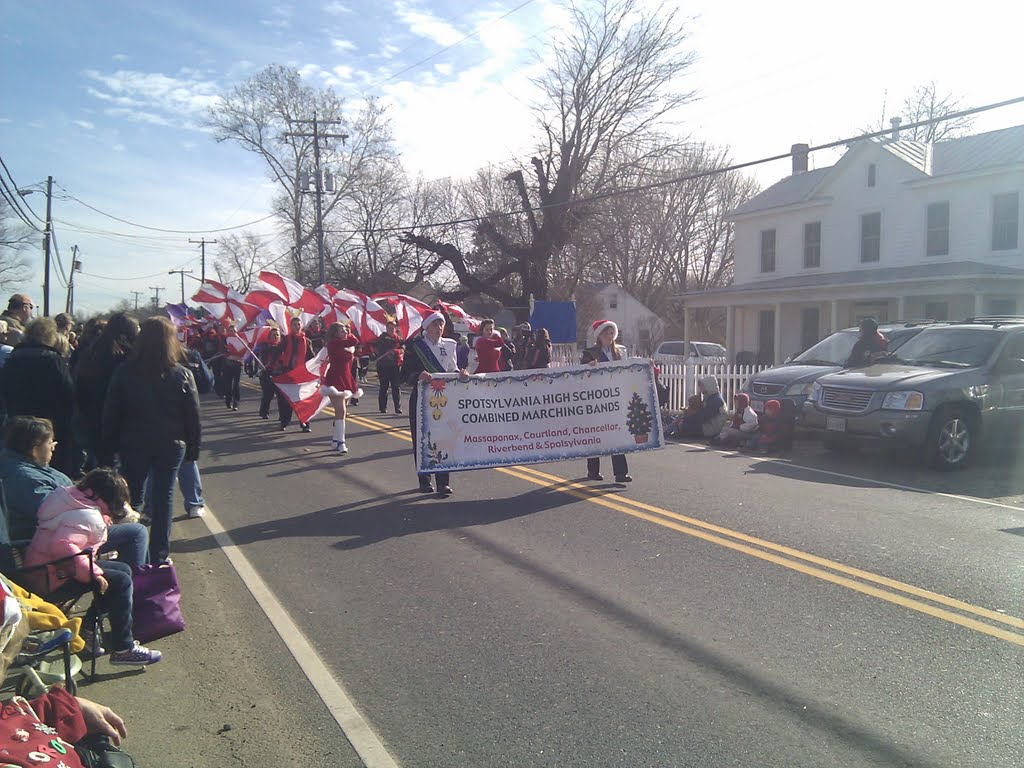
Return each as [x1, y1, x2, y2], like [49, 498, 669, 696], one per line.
[112, 53, 129, 62]
[111, 144, 126, 152]
[73, 119, 95, 129]
[82, 69, 221, 128]
[260, 4, 293, 30]
[394, 1, 463, 47]
[324, 1, 352, 15]
[0, 118, 11, 125]
[331, 38, 356, 53]
[434, 63, 452, 76]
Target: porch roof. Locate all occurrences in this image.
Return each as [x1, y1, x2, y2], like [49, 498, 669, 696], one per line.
[677, 261, 1024, 305]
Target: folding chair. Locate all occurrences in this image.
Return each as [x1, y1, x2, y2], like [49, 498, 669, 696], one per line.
[0, 479, 105, 684]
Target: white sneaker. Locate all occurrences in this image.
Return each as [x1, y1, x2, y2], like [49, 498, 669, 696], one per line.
[337, 443, 348, 455]
[188, 505, 206, 518]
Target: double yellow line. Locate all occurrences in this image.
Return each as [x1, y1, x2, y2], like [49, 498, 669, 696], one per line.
[341, 411, 1023, 647]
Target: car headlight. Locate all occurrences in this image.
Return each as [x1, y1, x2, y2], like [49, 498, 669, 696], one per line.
[811, 381, 822, 402]
[882, 391, 924, 410]
[967, 384, 989, 399]
[783, 382, 815, 396]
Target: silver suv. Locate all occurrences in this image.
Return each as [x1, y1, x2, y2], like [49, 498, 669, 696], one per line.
[803, 318, 1024, 469]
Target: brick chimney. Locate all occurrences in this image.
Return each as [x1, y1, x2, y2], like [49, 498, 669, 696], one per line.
[890, 117, 902, 140]
[791, 143, 809, 175]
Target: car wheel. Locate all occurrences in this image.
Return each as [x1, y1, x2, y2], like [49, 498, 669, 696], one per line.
[926, 406, 975, 470]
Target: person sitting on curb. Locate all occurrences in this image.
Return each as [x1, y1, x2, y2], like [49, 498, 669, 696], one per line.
[713, 392, 759, 448]
[674, 376, 727, 439]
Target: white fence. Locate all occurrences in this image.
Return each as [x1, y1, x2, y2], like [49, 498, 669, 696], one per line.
[549, 345, 768, 412]
[658, 363, 769, 412]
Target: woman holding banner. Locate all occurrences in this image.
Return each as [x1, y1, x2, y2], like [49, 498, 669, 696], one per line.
[320, 321, 362, 455]
[580, 319, 633, 484]
[400, 311, 469, 495]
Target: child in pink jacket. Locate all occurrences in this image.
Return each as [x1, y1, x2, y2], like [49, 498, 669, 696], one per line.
[23, 468, 163, 666]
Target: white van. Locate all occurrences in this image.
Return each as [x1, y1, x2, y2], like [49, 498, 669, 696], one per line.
[653, 340, 727, 366]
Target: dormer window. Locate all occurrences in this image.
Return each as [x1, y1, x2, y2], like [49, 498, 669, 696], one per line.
[867, 163, 876, 187]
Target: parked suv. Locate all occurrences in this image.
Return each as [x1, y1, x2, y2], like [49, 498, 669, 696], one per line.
[744, 322, 937, 417]
[803, 318, 1024, 469]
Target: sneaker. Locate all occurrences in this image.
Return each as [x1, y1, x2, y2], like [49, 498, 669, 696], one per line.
[300, 423, 311, 433]
[110, 641, 162, 666]
[188, 505, 206, 519]
[80, 630, 106, 657]
[337, 443, 348, 455]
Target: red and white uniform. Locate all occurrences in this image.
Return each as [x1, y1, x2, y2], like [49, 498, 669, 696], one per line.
[322, 333, 363, 398]
[473, 332, 504, 373]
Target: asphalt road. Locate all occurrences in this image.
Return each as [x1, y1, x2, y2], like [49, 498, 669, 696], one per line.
[193, 388, 1024, 768]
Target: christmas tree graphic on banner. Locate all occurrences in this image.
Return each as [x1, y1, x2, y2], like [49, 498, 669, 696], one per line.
[626, 392, 652, 444]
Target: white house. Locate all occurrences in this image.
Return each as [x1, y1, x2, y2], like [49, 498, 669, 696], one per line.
[575, 283, 664, 355]
[677, 122, 1024, 365]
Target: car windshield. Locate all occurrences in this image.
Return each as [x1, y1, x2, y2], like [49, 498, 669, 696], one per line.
[692, 342, 726, 358]
[891, 328, 1002, 367]
[793, 331, 858, 365]
[657, 342, 687, 356]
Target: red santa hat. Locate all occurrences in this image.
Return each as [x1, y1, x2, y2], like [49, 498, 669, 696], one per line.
[592, 319, 618, 341]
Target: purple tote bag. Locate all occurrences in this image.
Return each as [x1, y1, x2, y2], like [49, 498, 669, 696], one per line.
[131, 562, 185, 643]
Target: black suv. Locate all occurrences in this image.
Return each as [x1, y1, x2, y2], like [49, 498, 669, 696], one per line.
[803, 318, 1024, 469]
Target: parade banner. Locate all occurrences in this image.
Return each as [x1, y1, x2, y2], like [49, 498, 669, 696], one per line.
[415, 360, 664, 473]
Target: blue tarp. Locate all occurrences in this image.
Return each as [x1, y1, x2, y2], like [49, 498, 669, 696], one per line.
[530, 300, 577, 344]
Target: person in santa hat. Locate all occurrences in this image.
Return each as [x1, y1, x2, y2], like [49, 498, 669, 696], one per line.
[580, 319, 633, 484]
[320, 321, 363, 455]
[399, 311, 469, 495]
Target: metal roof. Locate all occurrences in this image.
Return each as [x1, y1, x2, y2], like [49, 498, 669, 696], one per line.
[676, 261, 1024, 299]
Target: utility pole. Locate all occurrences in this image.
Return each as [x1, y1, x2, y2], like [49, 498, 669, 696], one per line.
[65, 245, 81, 315]
[149, 286, 162, 312]
[42, 175, 53, 316]
[168, 269, 193, 303]
[131, 291, 144, 312]
[188, 238, 217, 283]
[284, 114, 347, 286]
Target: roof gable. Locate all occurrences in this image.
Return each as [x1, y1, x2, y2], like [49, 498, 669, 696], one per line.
[730, 123, 1024, 218]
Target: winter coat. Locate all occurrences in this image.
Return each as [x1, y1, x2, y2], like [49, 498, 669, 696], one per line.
[696, 376, 727, 437]
[0, 341, 74, 474]
[580, 344, 627, 364]
[0, 688, 91, 768]
[100, 360, 201, 465]
[473, 333, 505, 373]
[0, 449, 73, 540]
[524, 342, 551, 369]
[23, 486, 109, 594]
[729, 393, 759, 432]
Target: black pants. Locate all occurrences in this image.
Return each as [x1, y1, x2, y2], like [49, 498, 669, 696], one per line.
[409, 385, 449, 487]
[259, 372, 276, 417]
[588, 454, 628, 479]
[378, 366, 402, 412]
[223, 362, 242, 407]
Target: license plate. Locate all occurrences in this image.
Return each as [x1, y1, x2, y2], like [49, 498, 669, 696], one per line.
[826, 416, 846, 432]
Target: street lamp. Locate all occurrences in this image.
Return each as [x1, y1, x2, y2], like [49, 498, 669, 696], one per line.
[17, 176, 54, 316]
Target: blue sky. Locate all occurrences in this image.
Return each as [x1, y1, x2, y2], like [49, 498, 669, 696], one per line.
[3, 0, 1022, 315]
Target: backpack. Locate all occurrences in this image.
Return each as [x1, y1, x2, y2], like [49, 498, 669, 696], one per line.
[185, 350, 214, 395]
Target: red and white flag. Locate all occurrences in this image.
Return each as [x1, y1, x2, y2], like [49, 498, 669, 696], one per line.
[373, 292, 435, 339]
[192, 280, 262, 328]
[272, 348, 330, 424]
[318, 284, 388, 343]
[258, 270, 327, 315]
[225, 326, 274, 361]
[436, 301, 481, 333]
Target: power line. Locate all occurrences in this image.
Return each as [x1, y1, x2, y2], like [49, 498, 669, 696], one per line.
[55, 183, 278, 233]
[0, 153, 44, 229]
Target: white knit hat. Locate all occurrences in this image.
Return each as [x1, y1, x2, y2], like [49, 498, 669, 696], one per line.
[592, 319, 618, 341]
[422, 311, 446, 331]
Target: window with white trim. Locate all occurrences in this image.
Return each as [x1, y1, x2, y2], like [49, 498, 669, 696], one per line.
[803, 221, 821, 268]
[926, 202, 949, 257]
[760, 229, 776, 272]
[860, 212, 881, 262]
[992, 192, 1019, 251]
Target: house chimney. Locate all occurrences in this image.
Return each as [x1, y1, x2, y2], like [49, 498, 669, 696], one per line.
[890, 117, 902, 140]
[791, 143, 809, 175]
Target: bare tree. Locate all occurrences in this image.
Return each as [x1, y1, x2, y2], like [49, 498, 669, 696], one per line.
[214, 231, 273, 292]
[866, 81, 975, 142]
[0, 196, 34, 289]
[206, 66, 397, 284]
[401, 0, 697, 309]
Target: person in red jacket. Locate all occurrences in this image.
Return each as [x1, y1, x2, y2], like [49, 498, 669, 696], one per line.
[320, 321, 363, 454]
[472, 318, 504, 373]
[274, 316, 311, 432]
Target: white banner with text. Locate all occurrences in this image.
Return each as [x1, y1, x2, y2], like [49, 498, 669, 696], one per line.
[415, 360, 664, 473]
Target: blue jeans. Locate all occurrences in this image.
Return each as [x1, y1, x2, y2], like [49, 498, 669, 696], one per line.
[88, 559, 135, 652]
[102, 522, 149, 568]
[145, 460, 204, 512]
[121, 441, 186, 564]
